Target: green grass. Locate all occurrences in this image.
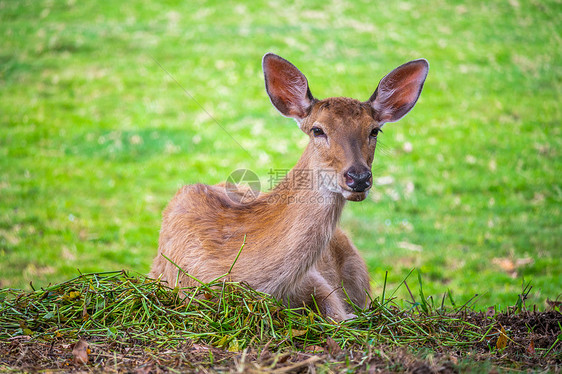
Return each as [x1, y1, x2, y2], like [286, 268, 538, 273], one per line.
[1, 0, 560, 309]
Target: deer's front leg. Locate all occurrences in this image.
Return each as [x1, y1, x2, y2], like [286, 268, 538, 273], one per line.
[328, 228, 371, 308]
[290, 268, 354, 321]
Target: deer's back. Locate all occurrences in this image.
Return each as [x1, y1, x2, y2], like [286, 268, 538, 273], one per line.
[150, 183, 294, 289]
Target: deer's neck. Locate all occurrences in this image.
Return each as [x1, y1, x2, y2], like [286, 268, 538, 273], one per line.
[257, 146, 346, 295]
[271, 145, 345, 223]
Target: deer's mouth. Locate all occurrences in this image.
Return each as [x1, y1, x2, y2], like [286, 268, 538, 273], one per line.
[341, 188, 369, 201]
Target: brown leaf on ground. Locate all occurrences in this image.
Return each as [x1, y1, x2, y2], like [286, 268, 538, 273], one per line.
[496, 326, 508, 350]
[71, 339, 90, 365]
[304, 345, 324, 353]
[290, 329, 307, 337]
[526, 340, 535, 355]
[82, 302, 89, 321]
[326, 336, 341, 356]
[491, 257, 533, 278]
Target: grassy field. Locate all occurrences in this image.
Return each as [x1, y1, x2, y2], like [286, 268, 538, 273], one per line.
[1, 0, 560, 311]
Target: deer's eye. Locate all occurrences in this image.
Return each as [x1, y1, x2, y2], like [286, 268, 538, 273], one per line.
[311, 127, 326, 137]
[370, 128, 382, 138]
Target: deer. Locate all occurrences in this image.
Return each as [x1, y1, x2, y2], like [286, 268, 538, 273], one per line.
[150, 53, 429, 321]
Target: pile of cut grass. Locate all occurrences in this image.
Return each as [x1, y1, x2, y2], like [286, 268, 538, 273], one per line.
[0, 271, 560, 372]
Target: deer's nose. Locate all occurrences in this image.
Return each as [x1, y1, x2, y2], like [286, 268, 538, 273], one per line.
[344, 168, 372, 192]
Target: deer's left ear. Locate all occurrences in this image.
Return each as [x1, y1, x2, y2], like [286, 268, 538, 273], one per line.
[368, 59, 429, 124]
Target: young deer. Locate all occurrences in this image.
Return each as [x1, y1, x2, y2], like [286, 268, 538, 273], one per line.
[150, 53, 429, 321]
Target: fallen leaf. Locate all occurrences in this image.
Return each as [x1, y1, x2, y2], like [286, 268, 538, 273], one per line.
[228, 339, 241, 352]
[63, 291, 81, 302]
[304, 345, 324, 353]
[527, 340, 535, 355]
[496, 326, 507, 350]
[326, 336, 341, 356]
[277, 354, 290, 364]
[72, 339, 90, 365]
[492, 257, 534, 278]
[290, 329, 307, 337]
[492, 258, 516, 273]
[215, 335, 229, 348]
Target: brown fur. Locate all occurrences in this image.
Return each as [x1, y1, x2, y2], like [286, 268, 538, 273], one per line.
[150, 54, 428, 321]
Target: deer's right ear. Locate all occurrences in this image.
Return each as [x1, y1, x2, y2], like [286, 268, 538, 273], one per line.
[263, 53, 315, 123]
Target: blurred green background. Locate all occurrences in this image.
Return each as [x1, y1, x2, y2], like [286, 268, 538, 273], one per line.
[1, 0, 560, 309]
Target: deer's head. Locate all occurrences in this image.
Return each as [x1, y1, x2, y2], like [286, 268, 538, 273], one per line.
[263, 53, 428, 202]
